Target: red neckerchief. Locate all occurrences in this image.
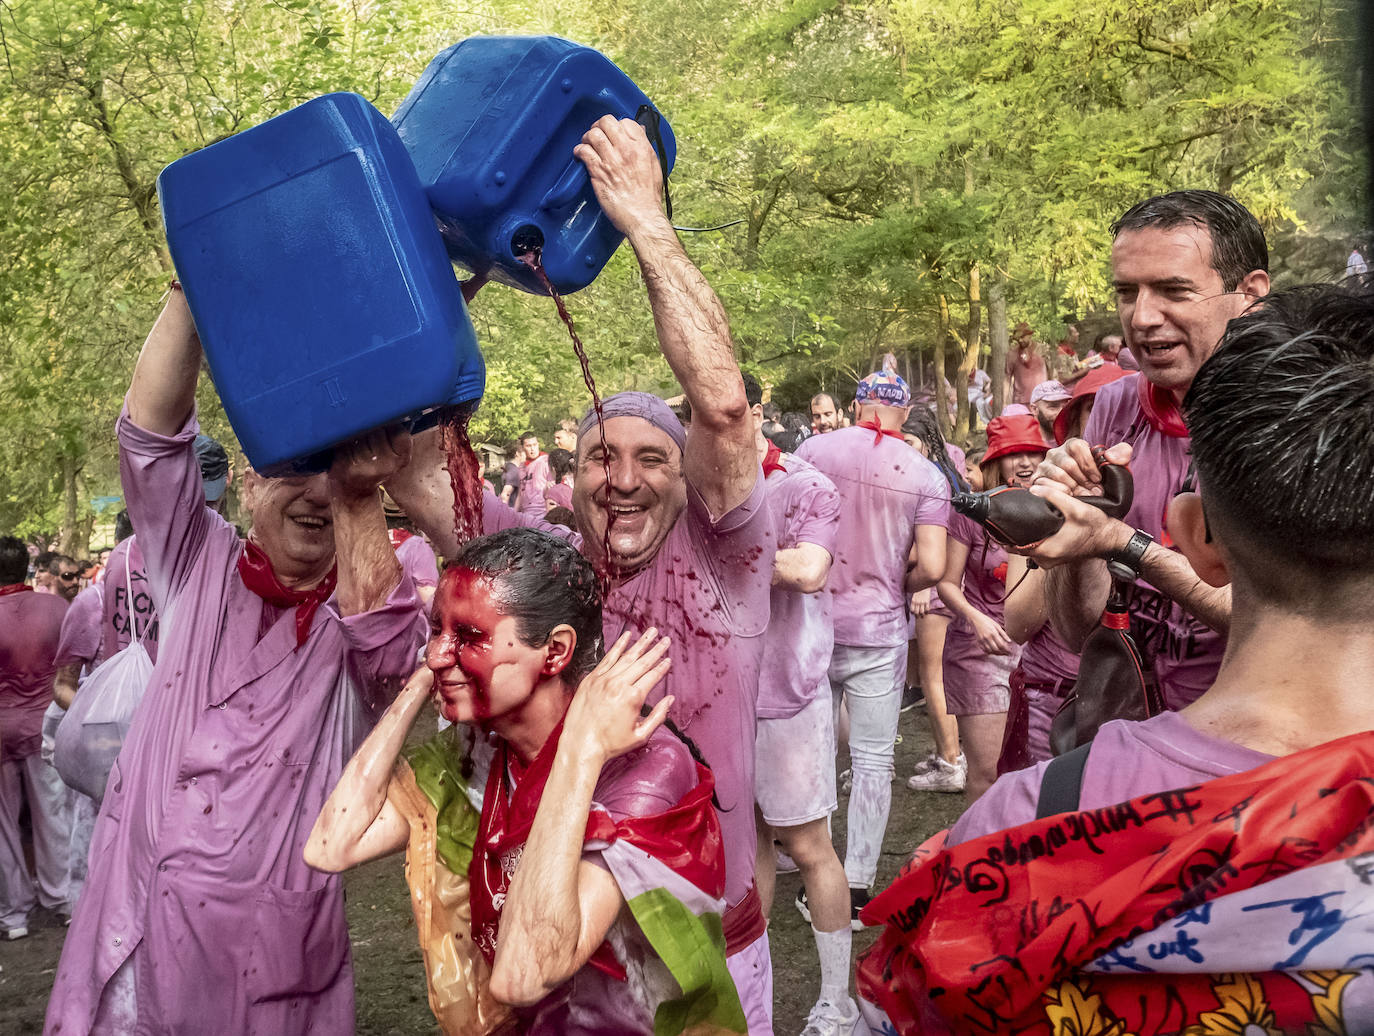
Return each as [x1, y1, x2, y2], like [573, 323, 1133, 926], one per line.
[0, 583, 33, 597]
[236, 538, 337, 648]
[762, 441, 787, 477]
[857, 731, 1374, 1035]
[856, 418, 905, 445]
[387, 528, 413, 550]
[471, 720, 624, 977]
[1136, 374, 1189, 438]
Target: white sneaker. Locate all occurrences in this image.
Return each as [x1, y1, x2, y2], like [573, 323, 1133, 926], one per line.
[908, 750, 940, 776]
[906, 752, 967, 793]
[4, 926, 28, 940]
[801, 995, 861, 1036]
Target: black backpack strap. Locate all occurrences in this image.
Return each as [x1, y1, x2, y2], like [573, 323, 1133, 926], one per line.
[1035, 742, 1093, 818]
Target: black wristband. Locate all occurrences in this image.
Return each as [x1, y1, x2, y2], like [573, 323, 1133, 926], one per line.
[1106, 529, 1153, 582]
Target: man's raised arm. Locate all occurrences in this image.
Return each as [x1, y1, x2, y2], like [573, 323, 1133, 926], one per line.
[127, 288, 201, 436]
[575, 116, 756, 518]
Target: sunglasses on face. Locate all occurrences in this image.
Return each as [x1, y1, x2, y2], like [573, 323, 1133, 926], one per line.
[58, 571, 80, 581]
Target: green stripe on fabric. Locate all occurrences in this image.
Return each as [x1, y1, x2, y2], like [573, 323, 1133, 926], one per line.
[625, 887, 747, 1035]
[404, 728, 480, 875]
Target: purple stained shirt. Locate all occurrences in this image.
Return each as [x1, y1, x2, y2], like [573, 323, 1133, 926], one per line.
[544, 481, 573, 512]
[1083, 374, 1223, 708]
[796, 426, 951, 647]
[758, 454, 841, 719]
[516, 453, 553, 516]
[0, 589, 67, 759]
[54, 581, 105, 670]
[948, 711, 1274, 846]
[945, 512, 1008, 624]
[482, 467, 773, 909]
[47, 404, 428, 1036]
[394, 533, 439, 589]
[55, 536, 161, 671]
[1018, 620, 1081, 684]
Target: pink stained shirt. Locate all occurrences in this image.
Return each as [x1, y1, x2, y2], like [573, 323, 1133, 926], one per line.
[544, 481, 573, 512]
[796, 426, 951, 648]
[1018, 619, 1081, 685]
[1008, 349, 1050, 406]
[55, 536, 161, 671]
[392, 531, 439, 590]
[0, 588, 68, 759]
[948, 711, 1274, 846]
[54, 581, 105, 671]
[1082, 373, 1223, 708]
[758, 454, 841, 719]
[47, 404, 428, 1036]
[482, 468, 774, 909]
[945, 512, 1009, 625]
[515, 453, 553, 517]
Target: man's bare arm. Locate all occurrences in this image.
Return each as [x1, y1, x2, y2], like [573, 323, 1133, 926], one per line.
[53, 664, 82, 710]
[904, 524, 948, 594]
[772, 543, 832, 594]
[575, 117, 756, 518]
[127, 289, 201, 435]
[383, 426, 462, 558]
[329, 429, 410, 618]
[305, 669, 431, 872]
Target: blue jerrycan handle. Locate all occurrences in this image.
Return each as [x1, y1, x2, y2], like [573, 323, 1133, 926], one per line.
[538, 105, 672, 216]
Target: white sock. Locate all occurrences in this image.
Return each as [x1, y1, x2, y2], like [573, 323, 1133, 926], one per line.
[813, 923, 852, 1005]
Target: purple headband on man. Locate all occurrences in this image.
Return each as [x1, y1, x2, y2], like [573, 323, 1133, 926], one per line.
[577, 391, 687, 454]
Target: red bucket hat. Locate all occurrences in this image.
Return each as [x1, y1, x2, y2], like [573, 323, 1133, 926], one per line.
[983, 414, 1049, 464]
[1052, 364, 1131, 444]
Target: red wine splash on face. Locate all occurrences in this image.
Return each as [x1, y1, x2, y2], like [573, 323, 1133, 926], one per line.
[439, 407, 483, 548]
[518, 250, 616, 583]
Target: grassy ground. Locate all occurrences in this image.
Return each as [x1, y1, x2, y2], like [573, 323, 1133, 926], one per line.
[0, 705, 964, 1036]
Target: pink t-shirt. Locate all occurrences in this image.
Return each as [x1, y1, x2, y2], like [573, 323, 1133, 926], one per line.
[54, 582, 105, 670]
[949, 711, 1274, 845]
[946, 512, 1008, 624]
[796, 426, 951, 648]
[1083, 374, 1223, 708]
[1018, 621, 1080, 684]
[56, 536, 161, 671]
[483, 471, 773, 908]
[544, 482, 573, 512]
[758, 454, 841, 719]
[391, 532, 439, 590]
[0, 588, 68, 758]
[1008, 349, 1049, 405]
[516, 453, 552, 517]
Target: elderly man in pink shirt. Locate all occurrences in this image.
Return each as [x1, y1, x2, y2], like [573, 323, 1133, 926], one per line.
[1034, 190, 1270, 709]
[45, 288, 427, 1035]
[388, 115, 777, 1031]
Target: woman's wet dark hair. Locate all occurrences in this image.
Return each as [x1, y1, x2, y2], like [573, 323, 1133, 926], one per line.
[450, 528, 603, 684]
[902, 406, 969, 493]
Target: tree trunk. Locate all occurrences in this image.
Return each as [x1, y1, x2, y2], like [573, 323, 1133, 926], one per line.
[59, 451, 80, 555]
[934, 294, 951, 438]
[952, 264, 982, 444]
[988, 272, 1009, 418]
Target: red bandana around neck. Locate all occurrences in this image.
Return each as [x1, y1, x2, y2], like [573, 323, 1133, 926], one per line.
[762, 441, 787, 477]
[236, 538, 338, 648]
[387, 528, 413, 550]
[0, 583, 34, 597]
[856, 417, 906, 445]
[1136, 374, 1189, 438]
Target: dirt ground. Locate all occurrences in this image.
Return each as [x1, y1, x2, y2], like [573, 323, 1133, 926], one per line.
[0, 706, 963, 1035]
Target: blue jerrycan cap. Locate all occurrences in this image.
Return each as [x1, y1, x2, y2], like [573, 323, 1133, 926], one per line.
[158, 92, 484, 476]
[393, 36, 676, 296]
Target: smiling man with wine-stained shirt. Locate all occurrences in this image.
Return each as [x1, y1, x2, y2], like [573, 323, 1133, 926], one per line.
[388, 115, 779, 1031]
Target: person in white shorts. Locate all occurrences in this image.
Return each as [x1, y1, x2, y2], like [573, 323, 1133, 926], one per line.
[744, 375, 856, 1036]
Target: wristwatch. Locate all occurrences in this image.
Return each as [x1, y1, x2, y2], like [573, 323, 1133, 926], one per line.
[1106, 529, 1153, 582]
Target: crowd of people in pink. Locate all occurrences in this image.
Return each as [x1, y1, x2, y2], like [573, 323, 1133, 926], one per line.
[2, 114, 1373, 1036]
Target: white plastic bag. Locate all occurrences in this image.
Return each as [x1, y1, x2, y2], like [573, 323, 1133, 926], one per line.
[53, 563, 155, 803]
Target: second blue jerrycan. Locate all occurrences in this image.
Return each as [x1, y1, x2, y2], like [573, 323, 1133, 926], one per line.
[158, 92, 485, 476]
[392, 36, 676, 296]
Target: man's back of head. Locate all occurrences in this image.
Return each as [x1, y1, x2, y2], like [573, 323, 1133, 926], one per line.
[1182, 280, 1374, 620]
[0, 535, 27, 586]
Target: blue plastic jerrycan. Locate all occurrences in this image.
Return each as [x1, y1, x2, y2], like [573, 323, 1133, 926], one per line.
[158, 92, 485, 476]
[392, 36, 676, 296]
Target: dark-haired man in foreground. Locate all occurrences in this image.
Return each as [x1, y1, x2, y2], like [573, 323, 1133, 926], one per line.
[857, 280, 1374, 1032]
[1037, 190, 1270, 709]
